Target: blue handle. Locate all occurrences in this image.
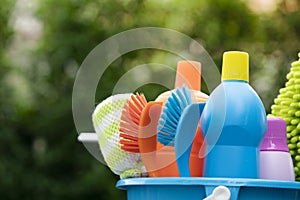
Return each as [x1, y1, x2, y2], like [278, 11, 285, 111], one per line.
[175, 102, 205, 177]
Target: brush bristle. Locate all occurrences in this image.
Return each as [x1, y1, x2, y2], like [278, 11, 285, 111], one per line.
[119, 93, 147, 153]
[157, 86, 192, 146]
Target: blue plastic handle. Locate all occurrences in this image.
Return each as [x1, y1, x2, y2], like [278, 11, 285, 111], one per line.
[175, 102, 206, 177]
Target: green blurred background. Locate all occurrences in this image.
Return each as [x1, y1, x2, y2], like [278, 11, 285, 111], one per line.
[1, 0, 300, 199]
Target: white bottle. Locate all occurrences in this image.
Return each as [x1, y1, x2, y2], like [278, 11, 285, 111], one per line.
[260, 117, 295, 181]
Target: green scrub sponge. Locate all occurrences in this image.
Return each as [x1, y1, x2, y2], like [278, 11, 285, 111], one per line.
[270, 53, 300, 181]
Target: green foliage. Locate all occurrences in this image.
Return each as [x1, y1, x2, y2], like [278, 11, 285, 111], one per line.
[1, 0, 300, 199]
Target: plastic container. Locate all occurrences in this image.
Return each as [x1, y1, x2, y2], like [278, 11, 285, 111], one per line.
[153, 129, 204, 177]
[200, 51, 267, 178]
[116, 177, 300, 200]
[149, 61, 206, 177]
[260, 117, 295, 181]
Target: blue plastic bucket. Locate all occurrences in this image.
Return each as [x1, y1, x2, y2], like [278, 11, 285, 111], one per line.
[116, 177, 300, 200]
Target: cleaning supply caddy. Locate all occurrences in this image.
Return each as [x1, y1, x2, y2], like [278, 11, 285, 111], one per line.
[78, 51, 300, 199]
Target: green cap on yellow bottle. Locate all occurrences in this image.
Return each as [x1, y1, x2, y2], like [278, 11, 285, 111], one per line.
[221, 51, 249, 82]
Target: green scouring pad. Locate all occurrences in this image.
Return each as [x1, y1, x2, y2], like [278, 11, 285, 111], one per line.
[270, 52, 300, 181]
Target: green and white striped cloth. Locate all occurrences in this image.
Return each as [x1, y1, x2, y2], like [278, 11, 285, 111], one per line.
[92, 94, 146, 178]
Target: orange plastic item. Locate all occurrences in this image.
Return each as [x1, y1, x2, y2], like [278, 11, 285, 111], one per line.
[139, 106, 205, 177]
[175, 61, 201, 90]
[155, 61, 208, 104]
[138, 102, 163, 177]
[140, 60, 207, 177]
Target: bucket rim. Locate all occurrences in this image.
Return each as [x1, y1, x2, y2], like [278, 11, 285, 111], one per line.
[116, 177, 300, 190]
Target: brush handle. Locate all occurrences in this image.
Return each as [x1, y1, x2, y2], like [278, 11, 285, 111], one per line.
[138, 102, 163, 176]
[175, 102, 205, 177]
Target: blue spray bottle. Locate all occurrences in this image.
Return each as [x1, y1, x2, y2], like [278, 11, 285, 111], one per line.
[200, 51, 267, 178]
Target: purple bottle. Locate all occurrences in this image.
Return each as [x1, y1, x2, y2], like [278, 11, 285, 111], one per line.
[260, 117, 295, 181]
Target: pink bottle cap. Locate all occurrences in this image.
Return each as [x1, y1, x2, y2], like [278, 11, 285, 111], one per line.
[260, 117, 289, 152]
